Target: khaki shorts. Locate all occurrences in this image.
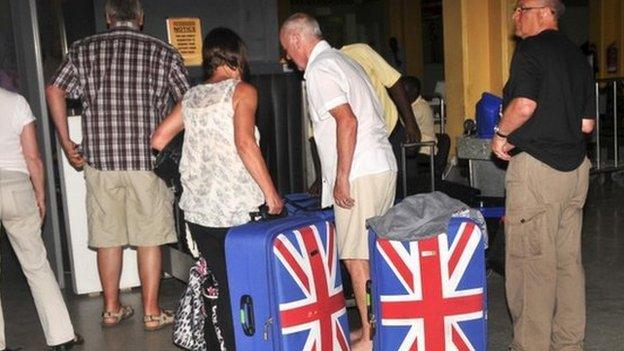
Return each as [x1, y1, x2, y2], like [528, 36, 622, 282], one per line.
[84, 165, 177, 248]
[334, 171, 396, 259]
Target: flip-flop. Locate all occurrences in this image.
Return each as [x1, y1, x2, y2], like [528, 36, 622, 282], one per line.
[143, 309, 174, 331]
[101, 305, 134, 327]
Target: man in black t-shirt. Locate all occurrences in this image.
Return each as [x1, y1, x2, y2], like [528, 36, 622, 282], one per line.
[491, 1, 595, 350]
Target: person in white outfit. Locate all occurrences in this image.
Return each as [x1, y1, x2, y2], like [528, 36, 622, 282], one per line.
[0, 87, 82, 350]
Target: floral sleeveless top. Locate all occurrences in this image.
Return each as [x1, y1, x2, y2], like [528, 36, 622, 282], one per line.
[179, 79, 263, 227]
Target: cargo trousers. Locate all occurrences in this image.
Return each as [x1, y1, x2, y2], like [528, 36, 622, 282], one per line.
[0, 170, 75, 348]
[505, 152, 589, 351]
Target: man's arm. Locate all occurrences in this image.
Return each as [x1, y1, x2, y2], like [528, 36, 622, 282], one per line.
[45, 85, 85, 168]
[491, 97, 537, 161]
[168, 51, 190, 102]
[329, 103, 358, 209]
[20, 122, 46, 219]
[347, 44, 420, 142]
[388, 81, 421, 143]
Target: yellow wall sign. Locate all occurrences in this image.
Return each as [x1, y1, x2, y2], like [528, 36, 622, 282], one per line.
[166, 17, 203, 66]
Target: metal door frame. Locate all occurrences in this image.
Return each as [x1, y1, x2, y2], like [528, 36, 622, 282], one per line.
[9, 0, 65, 287]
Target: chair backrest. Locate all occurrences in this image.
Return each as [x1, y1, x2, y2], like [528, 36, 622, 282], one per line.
[434, 133, 450, 178]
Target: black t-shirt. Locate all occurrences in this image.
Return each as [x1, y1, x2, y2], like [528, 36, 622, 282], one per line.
[504, 30, 595, 171]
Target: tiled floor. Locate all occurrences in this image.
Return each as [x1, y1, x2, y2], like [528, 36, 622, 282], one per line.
[2, 174, 624, 350]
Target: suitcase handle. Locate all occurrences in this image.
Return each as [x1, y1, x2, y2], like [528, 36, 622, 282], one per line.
[240, 295, 256, 336]
[366, 280, 376, 339]
[249, 204, 288, 222]
[284, 196, 321, 213]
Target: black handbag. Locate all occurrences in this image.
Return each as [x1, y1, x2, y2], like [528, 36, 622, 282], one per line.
[153, 131, 184, 190]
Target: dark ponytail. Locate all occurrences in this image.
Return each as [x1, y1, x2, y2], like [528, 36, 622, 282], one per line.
[202, 27, 249, 81]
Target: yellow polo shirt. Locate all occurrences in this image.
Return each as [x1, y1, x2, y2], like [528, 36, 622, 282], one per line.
[340, 43, 402, 133]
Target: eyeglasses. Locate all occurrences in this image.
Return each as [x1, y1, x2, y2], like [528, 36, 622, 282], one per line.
[513, 6, 550, 15]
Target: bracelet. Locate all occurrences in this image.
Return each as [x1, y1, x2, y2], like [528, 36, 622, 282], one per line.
[493, 124, 508, 138]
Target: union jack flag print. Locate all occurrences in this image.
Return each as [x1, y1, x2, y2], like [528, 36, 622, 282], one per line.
[273, 222, 351, 351]
[370, 218, 487, 351]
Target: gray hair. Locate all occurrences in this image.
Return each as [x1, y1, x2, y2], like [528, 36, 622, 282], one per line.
[105, 0, 143, 22]
[544, 0, 565, 19]
[281, 13, 322, 39]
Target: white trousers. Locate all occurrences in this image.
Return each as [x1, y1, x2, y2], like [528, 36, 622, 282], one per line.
[0, 170, 74, 348]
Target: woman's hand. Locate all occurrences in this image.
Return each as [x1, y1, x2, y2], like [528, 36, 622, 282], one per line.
[20, 121, 47, 223]
[36, 193, 46, 220]
[266, 192, 284, 215]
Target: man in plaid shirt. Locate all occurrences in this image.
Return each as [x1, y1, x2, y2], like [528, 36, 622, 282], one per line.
[46, 0, 189, 330]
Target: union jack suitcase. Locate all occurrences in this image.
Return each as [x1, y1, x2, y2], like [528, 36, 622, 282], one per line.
[225, 212, 351, 351]
[368, 217, 487, 351]
[284, 193, 323, 215]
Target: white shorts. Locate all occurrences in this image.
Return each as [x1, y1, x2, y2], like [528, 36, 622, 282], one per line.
[334, 171, 396, 259]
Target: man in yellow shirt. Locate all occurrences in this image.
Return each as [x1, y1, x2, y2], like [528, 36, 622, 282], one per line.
[340, 43, 421, 150]
[340, 44, 421, 198]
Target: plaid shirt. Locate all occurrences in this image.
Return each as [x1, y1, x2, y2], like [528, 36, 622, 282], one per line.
[50, 24, 190, 171]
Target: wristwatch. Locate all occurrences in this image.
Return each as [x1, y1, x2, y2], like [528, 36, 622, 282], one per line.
[493, 125, 508, 138]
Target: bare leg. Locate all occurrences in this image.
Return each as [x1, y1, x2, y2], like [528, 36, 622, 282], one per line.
[137, 246, 162, 317]
[97, 247, 123, 313]
[343, 259, 372, 351]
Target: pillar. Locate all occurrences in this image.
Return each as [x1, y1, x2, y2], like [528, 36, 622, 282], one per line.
[442, 0, 516, 154]
[387, 0, 424, 76]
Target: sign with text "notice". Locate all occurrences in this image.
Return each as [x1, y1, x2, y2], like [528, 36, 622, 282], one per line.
[166, 17, 203, 66]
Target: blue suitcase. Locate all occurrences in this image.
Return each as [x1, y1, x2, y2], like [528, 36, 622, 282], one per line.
[284, 193, 323, 215]
[225, 212, 351, 351]
[368, 217, 487, 351]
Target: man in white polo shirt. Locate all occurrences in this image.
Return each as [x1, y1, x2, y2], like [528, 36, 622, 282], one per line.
[280, 13, 397, 350]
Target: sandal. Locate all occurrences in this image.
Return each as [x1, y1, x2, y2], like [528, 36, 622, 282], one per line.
[101, 305, 134, 327]
[143, 309, 174, 331]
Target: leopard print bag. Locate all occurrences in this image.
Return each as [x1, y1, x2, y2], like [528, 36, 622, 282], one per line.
[173, 258, 212, 351]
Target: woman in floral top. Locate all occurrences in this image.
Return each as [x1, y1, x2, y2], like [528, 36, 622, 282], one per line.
[151, 27, 283, 350]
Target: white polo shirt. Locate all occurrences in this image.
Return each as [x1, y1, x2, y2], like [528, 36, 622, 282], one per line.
[0, 88, 36, 175]
[304, 41, 397, 207]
